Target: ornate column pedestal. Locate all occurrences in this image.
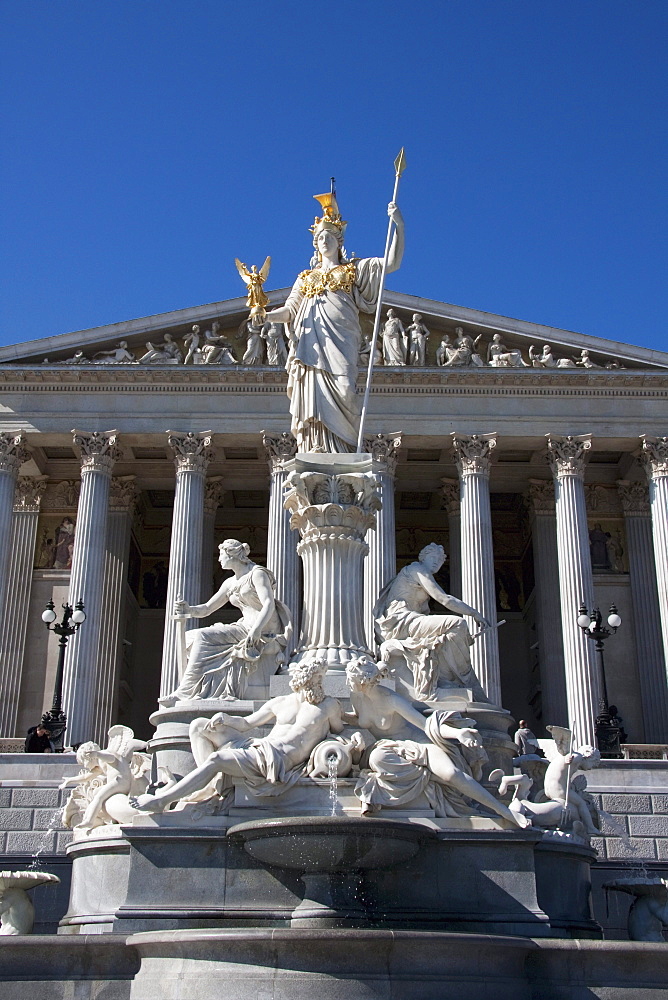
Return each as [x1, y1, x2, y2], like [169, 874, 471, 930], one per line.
[547, 434, 601, 746]
[617, 479, 668, 741]
[0, 475, 47, 736]
[284, 454, 380, 672]
[639, 435, 668, 707]
[90, 476, 138, 744]
[201, 477, 225, 599]
[263, 432, 300, 640]
[441, 479, 462, 598]
[159, 431, 213, 699]
[62, 430, 121, 745]
[527, 480, 568, 727]
[452, 433, 501, 705]
[363, 433, 401, 650]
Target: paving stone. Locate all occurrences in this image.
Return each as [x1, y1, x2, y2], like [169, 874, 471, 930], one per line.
[628, 815, 668, 837]
[5, 830, 56, 853]
[601, 793, 651, 814]
[11, 787, 61, 808]
[0, 807, 33, 830]
[605, 837, 657, 860]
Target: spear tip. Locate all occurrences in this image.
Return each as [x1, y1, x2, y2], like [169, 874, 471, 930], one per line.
[394, 147, 407, 176]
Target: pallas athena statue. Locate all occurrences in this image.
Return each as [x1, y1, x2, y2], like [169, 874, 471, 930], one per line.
[262, 189, 405, 453]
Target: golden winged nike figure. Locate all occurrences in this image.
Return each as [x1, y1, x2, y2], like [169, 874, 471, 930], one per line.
[234, 256, 271, 323]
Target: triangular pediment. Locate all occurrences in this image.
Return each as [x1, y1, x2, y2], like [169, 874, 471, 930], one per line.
[0, 289, 666, 371]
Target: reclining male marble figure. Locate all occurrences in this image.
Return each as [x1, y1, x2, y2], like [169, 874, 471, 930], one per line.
[136, 658, 343, 812]
[344, 656, 528, 826]
[159, 538, 292, 706]
[374, 542, 490, 703]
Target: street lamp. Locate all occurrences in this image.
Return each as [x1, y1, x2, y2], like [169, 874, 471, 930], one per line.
[41, 599, 86, 752]
[577, 602, 623, 758]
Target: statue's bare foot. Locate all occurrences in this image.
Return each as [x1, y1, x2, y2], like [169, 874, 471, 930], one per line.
[131, 794, 167, 814]
[158, 695, 178, 708]
[510, 809, 531, 829]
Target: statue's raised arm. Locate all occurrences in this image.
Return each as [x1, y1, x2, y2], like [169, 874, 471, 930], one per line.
[264, 188, 405, 453]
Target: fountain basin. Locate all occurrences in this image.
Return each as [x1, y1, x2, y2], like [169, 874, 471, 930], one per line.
[227, 815, 435, 872]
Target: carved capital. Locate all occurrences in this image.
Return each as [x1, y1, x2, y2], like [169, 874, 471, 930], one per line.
[451, 432, 497, 477]
[72, 429, 122, 476]
[203, 477, 225, 516]
[440, 479, 460, 514]
[109, 475, 138, 513]
[546, 434, 591, 479]
[167, 430, 214, 475]
[640, 434, 668, 480]
[363, 432, 402, 476]
[262, 431, 298, 470]
[13, 476, 48, 512]
[283, 469, 381, 541]
[617, 479, 650, 516]
[0, 432, 30, 477]
[527, 479, 555, 515]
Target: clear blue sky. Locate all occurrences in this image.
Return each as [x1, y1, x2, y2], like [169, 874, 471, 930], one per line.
[1, 1, 666, 351]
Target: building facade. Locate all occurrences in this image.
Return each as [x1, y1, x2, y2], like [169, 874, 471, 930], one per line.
[0, 288, 666, 751]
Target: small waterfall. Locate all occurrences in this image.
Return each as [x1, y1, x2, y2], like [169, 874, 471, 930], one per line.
[327, 753, 338, 816]
[27, 807, 63, 870]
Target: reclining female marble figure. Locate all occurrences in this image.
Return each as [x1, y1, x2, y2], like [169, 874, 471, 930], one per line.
[489, 725, 601, 836]
[136, 659, 344, 813]
[344, 657, 528, 826]
[374, 542, 489, 703]
[159, 539, 292, 706]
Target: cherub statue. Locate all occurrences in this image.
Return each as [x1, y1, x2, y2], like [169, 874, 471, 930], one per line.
[235, 256, 271, 324]
[406, 313, 430, 366]
[489, 725, 601, 839]
[576, 349, 600, 369]
[59, 725, 151, 834]
[0, 870, 60, 935]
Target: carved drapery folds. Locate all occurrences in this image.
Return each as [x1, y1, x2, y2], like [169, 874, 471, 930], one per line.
[167, 430, 214, 474]
[284, 466, 381, 669]
[546, 433, 592, 479]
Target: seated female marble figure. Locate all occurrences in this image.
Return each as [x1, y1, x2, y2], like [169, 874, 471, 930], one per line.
[159, 539, 292, 706]
[344, 657, 527, 826]
[374, 542, 489, 704]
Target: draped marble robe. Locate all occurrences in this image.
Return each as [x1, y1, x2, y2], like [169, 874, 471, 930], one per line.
[284, 257, 383, 452]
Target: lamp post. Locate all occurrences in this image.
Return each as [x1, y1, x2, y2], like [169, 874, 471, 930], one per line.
[41, 599, 86, 752]
[577, 602, 623, 758]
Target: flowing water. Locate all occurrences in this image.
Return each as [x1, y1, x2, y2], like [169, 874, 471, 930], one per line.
[27, 807, 63, 870]
[327, 753, 338, 816]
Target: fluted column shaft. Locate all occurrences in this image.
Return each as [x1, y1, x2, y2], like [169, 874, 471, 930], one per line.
[201, 478, 224, 600]
[263, 432, 300, 638]
[160, 431, 213, 698]
[452, 433, 500, 704]
[0, 476, 47, 736]
[364, 434, 401, 649]
[62, 431, 121, 744]
[547, 434, 600, 746]
[441, 480, 462, 597]
[527, 480, 568, 727]
[90, 477, 137, 744]
[0, 434, 30, 628]
[640, 435, 668, 705]
[617, 479, 668, 741]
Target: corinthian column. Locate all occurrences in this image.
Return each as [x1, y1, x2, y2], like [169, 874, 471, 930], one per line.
[90, 476, 138, 744]
[363, 433, 401, 648]
[617, 479, 668, 741]
[62, 431, 121, 744]
[0, 433, 30, 620]
[160, 431, 213, 698]
[639, 435, 668, 698]
[263, 432, 300, 635]
[452, 432, 500, 704]
[527, 480, 568, 727]
[201, 477, 225, 599]
[441, 479, 461, 598]
[547, 434, 600, 746]
[0, 476, 47, 736]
